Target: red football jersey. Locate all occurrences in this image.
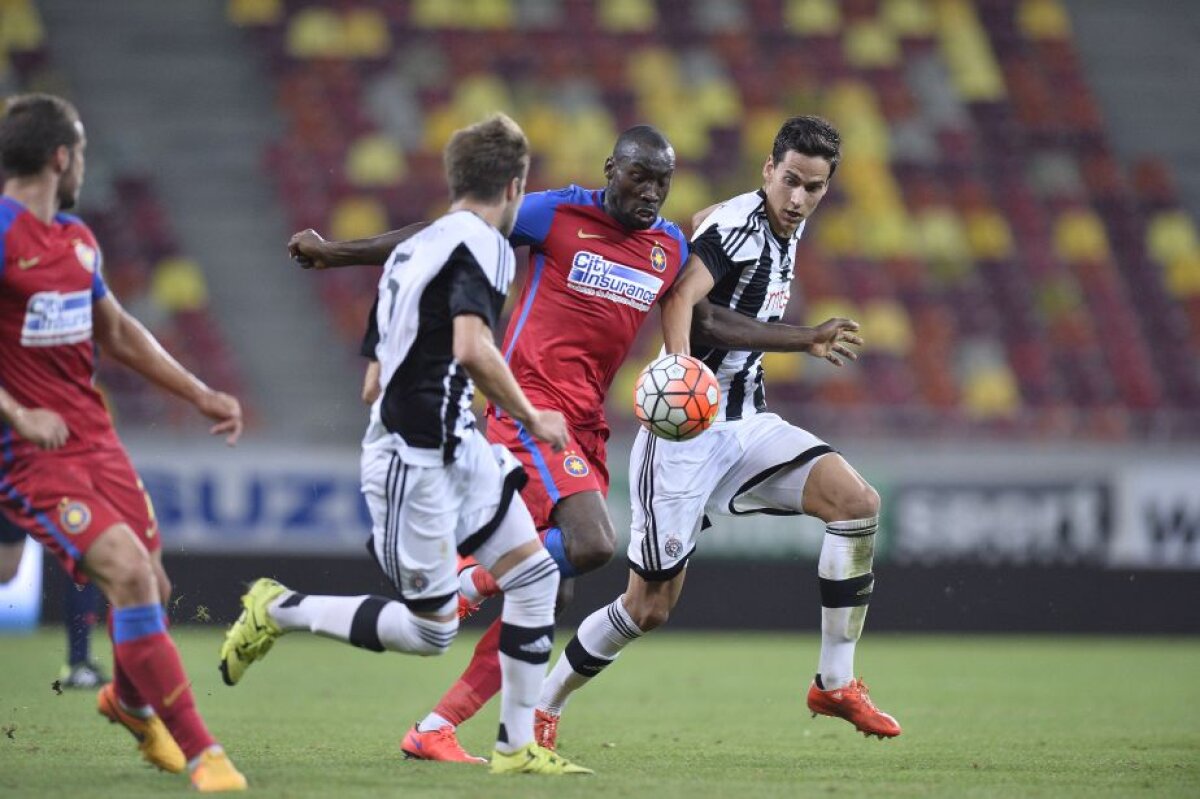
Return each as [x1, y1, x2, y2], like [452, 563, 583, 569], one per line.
[0, 196, 117, 462]
[495, 186, 689, 433]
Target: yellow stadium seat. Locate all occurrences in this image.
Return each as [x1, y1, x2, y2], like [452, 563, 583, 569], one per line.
[151, 257, 209, 313]
[1146, 210, 1199, 265]
[742, 108, 786, 164]
[861, 300, 914, 355]
[813, 207, 860, 258]
[346, 134, 407, 188]
[807, 298, 860, 329]
[342, 9, 391, 58]
[627, 48, 681, 96]
[963, 365, 1020, 419]
[0, 0, 46, 51]
[964, 209, 1015, 260]
[1017, 0, 1072, 40]
[411, 0, 513, 29]
[917, 207, 972, 263]
[226, 0, 281, 27]
[860, 207, 919, 259]
[286, 8, 341, 58]
[1053, 209, 1112, 264]
[881, 0, 936, 37]
[844, 21, 901, 69]
[935, 0, 1007, 101]
[598, 0, 657, 32]
[761, 351, 805, 382]
[330, 196, 389, 242]
[661, 169, 712, 226]
[1165, 252, 1200, 297]
[693, 78, 744, 128]
[783, 0, 841, 35]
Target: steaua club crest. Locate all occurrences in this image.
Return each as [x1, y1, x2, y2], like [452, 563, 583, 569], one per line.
[563, 453, 590, 478]
[73, 240, 98, 274]
[649, 244, 667, 273]
[59, 499, 92, 535]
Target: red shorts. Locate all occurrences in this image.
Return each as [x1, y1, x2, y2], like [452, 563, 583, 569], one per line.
[485, 412, 609, 530]
[0, 446, 159, 583]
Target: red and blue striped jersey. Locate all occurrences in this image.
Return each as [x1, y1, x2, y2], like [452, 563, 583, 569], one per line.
[0, 196, 116, 462]
[495, 186, 689, 433]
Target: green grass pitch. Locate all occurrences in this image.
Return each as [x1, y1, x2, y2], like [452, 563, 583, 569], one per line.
[1, 628, 1198, 797]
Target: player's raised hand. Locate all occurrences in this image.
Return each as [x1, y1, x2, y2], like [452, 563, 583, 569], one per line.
[288, 229, 331, 270]
[809, 318, 863, 367]
[12, 407, 69, 450]
[196, 389, 244, 446]
[527, 409, 569, 453]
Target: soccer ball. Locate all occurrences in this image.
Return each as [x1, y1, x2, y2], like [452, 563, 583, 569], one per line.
[633, 354, 721, 441]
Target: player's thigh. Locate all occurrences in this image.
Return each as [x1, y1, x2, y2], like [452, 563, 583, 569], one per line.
[80, 523, 158, 605]
[627, 425, 733, 582]
[458, 436, 541, 576]
[386, 463, 462, 614]
[800, 454, 880, 522]
[709, 414, 834, 517]
[487, 413, 605, 531]
[551, 490, 616, 556]
[1, 457, 137, 585]
[88, 448, 160, 551]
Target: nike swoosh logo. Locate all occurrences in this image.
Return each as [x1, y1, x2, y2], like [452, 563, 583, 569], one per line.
[17, 256, 40, 270]
[577, 229, 607, 240]
[162, 681, 191, 708]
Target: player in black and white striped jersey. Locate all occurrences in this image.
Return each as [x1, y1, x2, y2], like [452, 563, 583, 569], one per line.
[218, 115, 590, 775]
[536, 116, 901, 747]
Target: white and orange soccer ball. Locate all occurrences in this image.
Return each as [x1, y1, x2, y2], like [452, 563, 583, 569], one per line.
[633, 353, 720, 441]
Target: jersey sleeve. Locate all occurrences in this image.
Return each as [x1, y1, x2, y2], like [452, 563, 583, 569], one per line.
[360, 297, 379, 359]
[690, 221, 741, 284]
[447, 243, 504, 330]
[508, 185, 595, 248]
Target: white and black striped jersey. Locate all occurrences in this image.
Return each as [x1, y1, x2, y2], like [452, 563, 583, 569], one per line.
[690, 190, 804, 422]
[362, 210, 516, 466]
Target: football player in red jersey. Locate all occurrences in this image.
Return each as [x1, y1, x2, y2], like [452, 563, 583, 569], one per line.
[0, 94, 247, 792]
[287, 125, 843, 761]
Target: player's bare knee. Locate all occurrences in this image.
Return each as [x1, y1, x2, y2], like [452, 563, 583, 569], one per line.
[836, 482, 880, 521]
[572, 533, 615, 573]
[87, 526, 157, 605]
[626, 594, 671, 631]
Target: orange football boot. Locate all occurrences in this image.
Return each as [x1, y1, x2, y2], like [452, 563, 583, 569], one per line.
[456, 556, 501, 619]
[97, 683, 186, 773]
[807, 678, 901, 739]
[400, 724, 487, 763]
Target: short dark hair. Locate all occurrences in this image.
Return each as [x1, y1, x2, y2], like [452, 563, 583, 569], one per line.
[0, 93, 81, 177]
[443, 113, 529, 202]
[771, 115, 841, 177]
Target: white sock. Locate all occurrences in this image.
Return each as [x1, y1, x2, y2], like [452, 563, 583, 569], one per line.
[817, 518, 877, 690]
[417, 712, 453, 732]
[269, 593, 456, 655]
[539, 596, 642, 715]
[458, 566, 486, 605]
[492, 549, 559, 753]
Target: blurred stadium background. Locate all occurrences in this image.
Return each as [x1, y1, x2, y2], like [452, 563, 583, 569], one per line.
[1, 0, 1198, 637]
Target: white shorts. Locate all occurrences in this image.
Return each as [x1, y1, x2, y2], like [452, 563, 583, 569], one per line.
[627, 412, 833, 580]
[360, 429, 538, 612]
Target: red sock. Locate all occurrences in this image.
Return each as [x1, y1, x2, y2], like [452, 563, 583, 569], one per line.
[106, 611, 146, 710]
[111, 604, 215, 759]
[433, 619, 503, 725]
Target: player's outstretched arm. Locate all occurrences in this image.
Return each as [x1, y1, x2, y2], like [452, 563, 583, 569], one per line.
[288, 222, 430, 270]
[660, 255, 717, 354]
[694, 306, 863, 366]
[0, 387, 68, 450]
[92, 295, 244, 444]
[451, 314, 568, 451]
